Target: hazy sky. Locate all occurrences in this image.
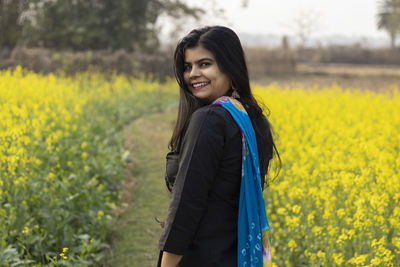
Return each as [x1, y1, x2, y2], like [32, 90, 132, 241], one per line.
[166, 0, 387, 39]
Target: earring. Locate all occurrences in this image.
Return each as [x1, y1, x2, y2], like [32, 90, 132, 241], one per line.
[231, 85, 240, 99]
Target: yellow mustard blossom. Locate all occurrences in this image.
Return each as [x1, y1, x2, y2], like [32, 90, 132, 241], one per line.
[288, 239, 297, 251]
[253, 84, 400, 265]
[21, 226, 30, 235]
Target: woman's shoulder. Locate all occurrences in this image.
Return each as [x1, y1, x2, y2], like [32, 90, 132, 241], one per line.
[187, 104, 239, 138]
[191, 103, 232, 123]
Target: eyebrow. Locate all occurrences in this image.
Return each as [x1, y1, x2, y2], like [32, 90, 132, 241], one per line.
[184, 57, 214, 65]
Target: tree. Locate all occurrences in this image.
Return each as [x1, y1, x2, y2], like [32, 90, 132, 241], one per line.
[161, 0, 226, 44]
[19, 0, 203, 51]
[0, 0, 29, 48]
[161, 0, 249, 46]
[377, 0, 400, 49]
[284, 9, 321, 48]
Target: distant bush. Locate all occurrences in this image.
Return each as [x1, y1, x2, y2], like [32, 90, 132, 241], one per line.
[1, 45, 399, 80]
[0, 48, 174, 80]
[244, 47, 296, 77]
[296, 45, 400, 65]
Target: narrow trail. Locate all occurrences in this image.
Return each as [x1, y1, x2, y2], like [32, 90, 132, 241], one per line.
[105, 108, 177, 267]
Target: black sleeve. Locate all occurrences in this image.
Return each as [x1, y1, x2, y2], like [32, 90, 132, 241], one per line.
[158, 106, 226, 254]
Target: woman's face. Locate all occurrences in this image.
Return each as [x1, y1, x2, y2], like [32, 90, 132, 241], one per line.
[183, 45, 231, 104]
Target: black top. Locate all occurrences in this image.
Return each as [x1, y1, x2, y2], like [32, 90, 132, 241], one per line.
[158, 104, 244, 267]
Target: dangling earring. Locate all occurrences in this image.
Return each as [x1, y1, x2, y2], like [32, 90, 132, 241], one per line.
[231, 84, 240, 99]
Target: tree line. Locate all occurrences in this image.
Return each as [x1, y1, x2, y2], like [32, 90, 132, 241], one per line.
[0, 0, 203, 51]
[1, 0, 400, 51]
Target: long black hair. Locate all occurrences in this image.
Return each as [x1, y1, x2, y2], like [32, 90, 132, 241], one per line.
[168, 26, 281, 189]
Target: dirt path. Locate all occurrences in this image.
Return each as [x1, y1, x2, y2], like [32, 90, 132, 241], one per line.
[104, 108, 177, 267]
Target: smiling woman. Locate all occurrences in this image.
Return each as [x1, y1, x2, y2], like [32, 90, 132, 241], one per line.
[157, 26, 280, 267]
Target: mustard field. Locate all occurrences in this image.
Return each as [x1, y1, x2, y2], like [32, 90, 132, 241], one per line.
[0, 67, 176, 266]
[1, 68, 399, 266]
[253, 85, 400, 266]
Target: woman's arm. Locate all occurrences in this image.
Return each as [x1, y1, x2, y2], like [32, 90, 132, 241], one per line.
[161, 251, 183, 267]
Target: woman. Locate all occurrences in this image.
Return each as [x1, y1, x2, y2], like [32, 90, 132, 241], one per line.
[157, 26, 280, 267]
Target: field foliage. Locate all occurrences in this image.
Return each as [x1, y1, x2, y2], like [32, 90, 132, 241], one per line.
[1, 67, 399, 266]
[0, 67, 176, 266]
[253, 84, 400, 266]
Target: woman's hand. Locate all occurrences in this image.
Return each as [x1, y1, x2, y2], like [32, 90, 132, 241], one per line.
[161, 251, 183, 267]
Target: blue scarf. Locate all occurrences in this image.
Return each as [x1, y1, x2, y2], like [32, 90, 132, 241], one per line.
[213, 96, 272, 267]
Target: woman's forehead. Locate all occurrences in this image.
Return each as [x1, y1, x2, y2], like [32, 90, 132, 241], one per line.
[184, 46, 215, 63]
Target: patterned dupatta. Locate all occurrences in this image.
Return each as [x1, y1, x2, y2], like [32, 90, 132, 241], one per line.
[213, 96, 272, 267]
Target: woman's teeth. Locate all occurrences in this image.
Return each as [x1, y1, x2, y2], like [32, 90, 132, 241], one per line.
[193, 82, 209, 89]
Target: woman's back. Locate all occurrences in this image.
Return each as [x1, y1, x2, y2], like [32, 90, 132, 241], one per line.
[159, 104, 242, 266]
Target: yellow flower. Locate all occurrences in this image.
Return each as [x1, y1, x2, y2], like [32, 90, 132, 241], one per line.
[312, 226, 322, 236]
[317, 250, 325, 259]
[392, 237, 400, 250]
[292, 205, 301, 214]
[277, 208, 286, 215]
[22, 226, 30, 235]
[285, 216, 300, 230]
[336, 208, 345, 219]
[347, 229, 355, 239]
[81, 141, 87, 149]
[333, 253, 344, 265]
[371, 237, 385, 248]
[349, 254, 368, 265]
[97, 210, 104, 220]
[288, 239, 297, 251]
[48, 172, 56, 180]
[337, 232, 348, 246]
[307, 213, 315, 224]
[371, 257, 382, 265]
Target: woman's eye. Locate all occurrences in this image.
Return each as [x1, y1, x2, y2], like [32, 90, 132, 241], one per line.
[184, 65, 191, 71]
[200, 62, 210, 67]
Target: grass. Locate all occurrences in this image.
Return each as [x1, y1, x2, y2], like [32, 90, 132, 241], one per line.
[103, 108, 178, 267]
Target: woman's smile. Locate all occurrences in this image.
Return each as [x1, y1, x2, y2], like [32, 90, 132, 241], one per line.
[191, 81, 210, 90]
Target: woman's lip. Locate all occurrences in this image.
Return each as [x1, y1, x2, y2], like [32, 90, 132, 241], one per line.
[192, 82, 210, 90]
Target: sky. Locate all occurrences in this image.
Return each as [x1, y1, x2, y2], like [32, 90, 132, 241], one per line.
[160, 0, 389, 44]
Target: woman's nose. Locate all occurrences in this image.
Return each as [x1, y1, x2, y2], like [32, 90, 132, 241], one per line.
[189, 66, 200, 78]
